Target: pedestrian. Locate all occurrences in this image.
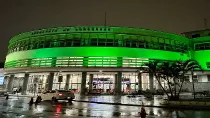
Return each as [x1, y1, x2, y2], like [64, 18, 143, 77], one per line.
[5, 95, 9, 100]
[35, 95, 42, 104]
[140, 107, 147, 118]
[139, 101, 147, 118]
[29, 97, 34, 105]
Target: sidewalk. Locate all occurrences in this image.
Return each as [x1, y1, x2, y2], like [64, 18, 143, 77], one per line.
[74, 94, 162, 107]
[8, 93, 34, 98]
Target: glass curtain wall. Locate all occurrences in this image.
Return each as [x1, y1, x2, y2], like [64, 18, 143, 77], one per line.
[91, 74, 115, 94]
[122, 73, 138, 93]
[27, 74, 48, 94]
[69, 74, 81, 93]
[52, 74, 67, 90]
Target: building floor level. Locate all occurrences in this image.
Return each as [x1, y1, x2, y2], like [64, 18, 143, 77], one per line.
[4, 71, 162, 95]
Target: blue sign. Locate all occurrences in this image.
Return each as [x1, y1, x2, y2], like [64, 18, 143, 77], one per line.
[0, 76, 4, 85]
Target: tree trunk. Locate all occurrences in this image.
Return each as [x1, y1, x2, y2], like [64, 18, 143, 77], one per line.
[156, 76, 170, 98]
[166, 76, 173, 98]
[177, 75, 185, 96]
[173, 77, 177, 97]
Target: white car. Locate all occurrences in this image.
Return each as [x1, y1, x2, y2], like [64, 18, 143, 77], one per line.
[40, 90, 75, 102]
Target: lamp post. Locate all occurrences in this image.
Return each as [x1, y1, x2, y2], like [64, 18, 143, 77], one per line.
[191, 69, 196, 99]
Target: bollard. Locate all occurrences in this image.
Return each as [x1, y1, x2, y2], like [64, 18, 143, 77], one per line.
[29, 97, 34, 105]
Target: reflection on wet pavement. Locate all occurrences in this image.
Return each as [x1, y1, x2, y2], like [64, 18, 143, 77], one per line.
[75, 95, 161, 106]
[0, 96, 210, 118]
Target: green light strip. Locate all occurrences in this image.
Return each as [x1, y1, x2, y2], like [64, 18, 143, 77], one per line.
[6, 47, 189, 63]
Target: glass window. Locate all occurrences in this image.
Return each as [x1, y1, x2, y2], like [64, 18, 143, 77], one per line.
[131, 40, 137, 48]
[195, 44, 199, 50]
[118, 39, 123, 47]
[192, 34, 200, 38]
[106, 39, 113, 47]
[204, 43, 210, 50]
[139, 41, 144, 48]
[65, 40, 72, 47]
[158, 38, 165, 43]
[72, 39, 80, 46]
[199, 44, 205, 50]
[98, 39, 106, 46]
[59, 40, 65, 47]
[125, 40, 131, 47]
[91, 38, 98, 46]
[159, 43, 165, 50]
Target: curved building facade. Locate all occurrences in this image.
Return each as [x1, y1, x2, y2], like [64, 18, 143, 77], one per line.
[4, 26, 192, 95]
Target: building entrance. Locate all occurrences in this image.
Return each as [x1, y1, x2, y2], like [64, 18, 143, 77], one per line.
[87, 73, 115, 94]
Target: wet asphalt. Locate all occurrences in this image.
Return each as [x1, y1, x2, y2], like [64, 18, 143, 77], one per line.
[0, 96, 210, 118]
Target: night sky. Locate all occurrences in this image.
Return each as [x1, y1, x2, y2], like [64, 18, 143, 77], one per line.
[0, 0, 210, 61]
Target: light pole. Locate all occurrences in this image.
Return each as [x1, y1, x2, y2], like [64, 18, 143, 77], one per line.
[191, 69, 196, 99]
[33, 78, 38, 97]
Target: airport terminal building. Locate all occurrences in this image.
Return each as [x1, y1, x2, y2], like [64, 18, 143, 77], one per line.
[3, 26, 210, 95]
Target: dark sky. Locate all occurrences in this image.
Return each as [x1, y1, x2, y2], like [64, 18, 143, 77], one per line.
[0, 0, 210, 61]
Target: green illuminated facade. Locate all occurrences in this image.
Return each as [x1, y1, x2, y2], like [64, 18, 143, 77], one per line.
[4, 26, 210, 95]
[182, 29, 210, 70]
[5, 26, 190, 69]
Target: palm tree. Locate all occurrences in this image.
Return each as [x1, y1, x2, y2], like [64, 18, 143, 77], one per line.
[158, 61, 175, 99]
[144, 60, 170, 98]
[176, 60, 202, 99]
[144, 59, 202, 100]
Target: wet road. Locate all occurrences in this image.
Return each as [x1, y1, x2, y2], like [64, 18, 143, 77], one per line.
[0, 97, 210, 118]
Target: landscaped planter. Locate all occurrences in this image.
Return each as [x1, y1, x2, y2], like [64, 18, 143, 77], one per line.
[160, 99, 210, 106]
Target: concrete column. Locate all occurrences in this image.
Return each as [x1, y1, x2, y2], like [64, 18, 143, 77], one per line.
[80, 72, 87, 95]
[48, 73, 54, 90]
[65, 74, 70, 90]
[138, 73, 142, 91]
[149, 73, 154, 91]
[116, 72, 122, 95]
[21, 73, 29, 95]
[7, 75, 14, 92]
[89, 74, 93, 93]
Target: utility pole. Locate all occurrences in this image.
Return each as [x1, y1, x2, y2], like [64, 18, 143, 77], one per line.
[104, 12, 107, 26]
[204, 19, 208, 29]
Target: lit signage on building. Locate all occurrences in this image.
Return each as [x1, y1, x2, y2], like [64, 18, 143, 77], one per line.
[0, 76, 4, 85]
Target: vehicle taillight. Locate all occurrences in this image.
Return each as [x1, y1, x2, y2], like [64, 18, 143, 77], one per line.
[58, 93, 62, 96]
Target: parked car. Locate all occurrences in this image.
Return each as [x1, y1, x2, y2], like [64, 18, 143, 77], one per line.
[0, 90, 9, 96]
[40, 90, 75, 102]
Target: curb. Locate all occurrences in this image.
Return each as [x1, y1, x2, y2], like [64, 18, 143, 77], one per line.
[72, 100, 210, 110]
[8, 95, 32, 98]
